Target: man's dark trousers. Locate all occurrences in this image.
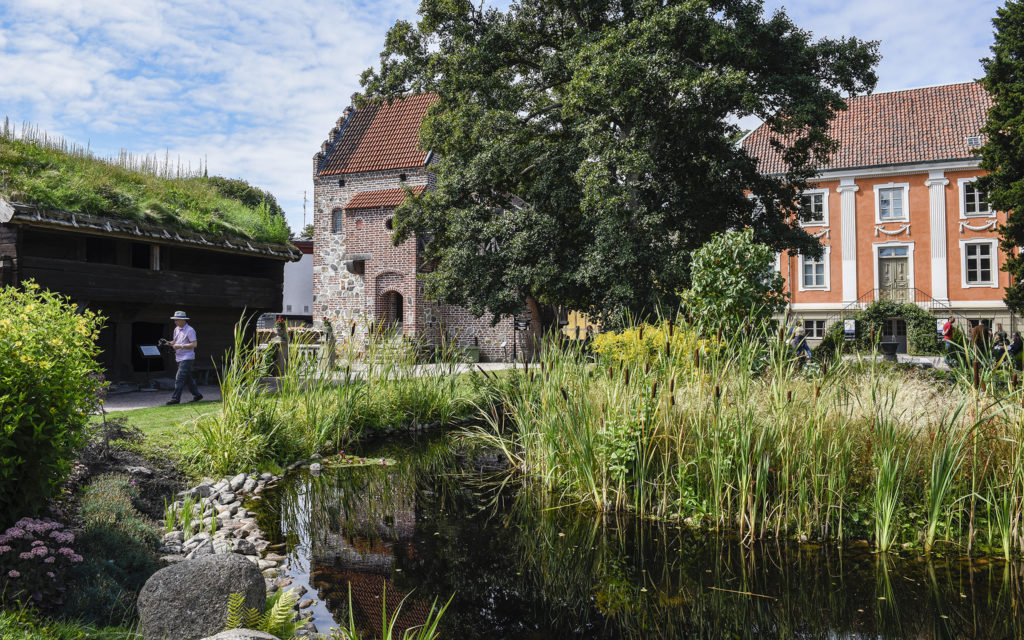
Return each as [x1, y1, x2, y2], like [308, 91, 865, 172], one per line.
[172, 359, 200, 402]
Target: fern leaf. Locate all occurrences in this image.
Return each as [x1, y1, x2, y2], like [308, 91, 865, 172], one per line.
[258, 588, 298, 638]
[225, 592, 247, 630]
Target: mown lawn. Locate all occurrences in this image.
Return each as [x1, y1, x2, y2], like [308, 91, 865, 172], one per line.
[91, 401, 221, 457]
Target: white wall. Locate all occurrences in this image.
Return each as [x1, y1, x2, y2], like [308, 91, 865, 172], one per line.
[282, 253, 313, 316]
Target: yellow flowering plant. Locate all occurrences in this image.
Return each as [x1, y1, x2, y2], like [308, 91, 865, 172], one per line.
[0, 282, 104, 526]
[591, 322, 718, 372]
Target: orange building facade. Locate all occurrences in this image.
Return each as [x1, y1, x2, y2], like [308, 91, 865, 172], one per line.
[743, 82, 1012, 348]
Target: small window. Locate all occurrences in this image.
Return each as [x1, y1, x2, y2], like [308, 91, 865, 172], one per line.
[349, 260, 365, 275]
[878, 246, 908, 258]
[398, 173, 407, 182]
[800, 193, 825, 224]
[801, 255, 826, 289]
[879, 187, 905, 221]
[385, 217, 394, 231]
[966, 136, 982, 148]
[286, 304, 292, 312]
[965, 242, 994, 285]
[332, 209, 343, 233]
[355, 218, 363, 230]
[803, 319, 825, 339]
[338, 179, 345, 187]
[964, 182, 991, 216]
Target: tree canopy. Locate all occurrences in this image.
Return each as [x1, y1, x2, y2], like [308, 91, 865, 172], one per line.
[361, 0, 878, 321]
[978, 0, 1024, 313]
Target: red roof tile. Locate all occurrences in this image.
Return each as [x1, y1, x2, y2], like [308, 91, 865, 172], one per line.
[344, 186, 425, 210]
[742, 81, 991, 175]
[318, 94, 437, 175]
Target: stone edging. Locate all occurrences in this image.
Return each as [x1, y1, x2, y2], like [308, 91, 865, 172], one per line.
[158, 468, 320, 636]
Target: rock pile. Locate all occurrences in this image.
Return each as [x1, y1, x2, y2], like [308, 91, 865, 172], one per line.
[156, 469, 320, 637]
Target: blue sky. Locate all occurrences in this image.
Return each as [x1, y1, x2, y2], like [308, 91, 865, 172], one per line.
[0, 0, 1007, 233]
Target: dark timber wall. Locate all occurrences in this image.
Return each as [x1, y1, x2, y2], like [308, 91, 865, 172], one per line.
[7, 225, 286, 381]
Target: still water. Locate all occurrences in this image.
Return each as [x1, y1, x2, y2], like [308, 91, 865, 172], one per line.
[251, 434, 1024, 639]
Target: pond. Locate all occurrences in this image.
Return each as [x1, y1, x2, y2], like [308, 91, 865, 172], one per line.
[251, 434, 1024, 639]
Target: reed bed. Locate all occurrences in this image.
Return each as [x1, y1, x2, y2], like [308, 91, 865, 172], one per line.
[471, 320, 1024, 555]
[182, 323, 481, 475]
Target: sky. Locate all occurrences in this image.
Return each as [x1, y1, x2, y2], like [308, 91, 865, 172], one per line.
[0, 0, 1008, 234]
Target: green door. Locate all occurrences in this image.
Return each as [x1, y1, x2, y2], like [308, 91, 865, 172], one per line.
[878, 247, 910, 302]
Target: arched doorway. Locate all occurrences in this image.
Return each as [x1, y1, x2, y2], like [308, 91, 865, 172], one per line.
[378, 290, 404, 331]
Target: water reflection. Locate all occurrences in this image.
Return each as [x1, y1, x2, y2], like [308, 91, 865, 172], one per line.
[252, 435, 1024, 639]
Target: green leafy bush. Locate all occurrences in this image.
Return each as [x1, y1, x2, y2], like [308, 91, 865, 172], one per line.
[0, 283, 105, 527]
[814, 300, 943, 359]
[65, 474, 159, 626]
[680, 229, 787, 333]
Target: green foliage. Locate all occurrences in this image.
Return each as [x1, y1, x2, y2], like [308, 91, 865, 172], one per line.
[224, 588, 297, 639]
[331, 583, 452, 640]
[814, 300, 943, 358]
[469, 315, 1024, 553]
[680, 229, 788, 331]
[362, 0, 877, 319]
[65, 474, 160, 627]
[0, 283, 105, 527]
[183, 319, 483, 475]
[0, 136, 290, 243]
[977, 1, 1024, 312]
[0, 606, 138, 640]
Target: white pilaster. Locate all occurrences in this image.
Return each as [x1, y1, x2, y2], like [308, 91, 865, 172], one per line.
[837, 178, 859, 303]
[925, 171, 950, 302]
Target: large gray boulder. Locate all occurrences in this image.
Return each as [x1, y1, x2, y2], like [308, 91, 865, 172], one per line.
[200, 631, 279, 640]
[137, 553, 266, 640]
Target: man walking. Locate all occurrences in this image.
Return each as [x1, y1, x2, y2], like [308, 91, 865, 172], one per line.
[167, 310, 203, 405]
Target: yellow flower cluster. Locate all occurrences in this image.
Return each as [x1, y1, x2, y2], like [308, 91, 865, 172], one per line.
[591, 322, 718, 368]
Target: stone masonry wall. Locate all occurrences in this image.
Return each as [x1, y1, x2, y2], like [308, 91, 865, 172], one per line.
[313, 157, 514, 360]
[313, 167, 431, 343]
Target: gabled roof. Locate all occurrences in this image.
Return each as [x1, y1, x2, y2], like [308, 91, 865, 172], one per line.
[318, 94, 437, 176]
[345, 186, 426, 210]
[742, 81, 991, 175]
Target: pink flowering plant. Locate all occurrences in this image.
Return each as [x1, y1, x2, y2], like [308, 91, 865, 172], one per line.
[0, 517, 82, 609]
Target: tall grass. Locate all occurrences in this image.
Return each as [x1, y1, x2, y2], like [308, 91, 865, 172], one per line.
[470, 318, 1024, 555]
[183, 320, 482, 475]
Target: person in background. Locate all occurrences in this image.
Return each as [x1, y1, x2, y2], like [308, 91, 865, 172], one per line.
[1010, 331, 1024, 370]
[791, 325, 811, 364]
[166, 310, 203, 405]
[994, 323, 1009, 364]
[942, 315, 955, 352]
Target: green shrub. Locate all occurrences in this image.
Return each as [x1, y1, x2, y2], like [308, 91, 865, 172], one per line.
[0, 283, 105, 527]
[813, 300, 943, 358]
[680, 228, 787, 333]
[65, 475, 159, 626]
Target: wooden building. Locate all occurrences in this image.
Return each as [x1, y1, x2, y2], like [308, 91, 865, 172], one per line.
[0, 197, 299, 381]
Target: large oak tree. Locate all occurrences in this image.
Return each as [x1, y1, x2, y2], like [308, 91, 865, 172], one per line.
[360, 0, 878, 324]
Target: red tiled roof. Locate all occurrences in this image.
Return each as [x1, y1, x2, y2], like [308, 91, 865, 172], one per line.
[344, 186, 425, 210]
[318, 94, 437, 175]
[742, 81, 991, 175]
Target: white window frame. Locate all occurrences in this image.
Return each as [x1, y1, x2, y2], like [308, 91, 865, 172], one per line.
[803, 319, 826, 339]
[874, 182, 911, 224]
[958, 177, 995, 219]
[798, 189, 829, 227]
[871, 241, 916, 294]
[798, 246, 831, 292]
[959, 238, 999, 288]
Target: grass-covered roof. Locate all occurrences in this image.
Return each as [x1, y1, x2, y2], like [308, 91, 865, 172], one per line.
[0, 128, 291, 244]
